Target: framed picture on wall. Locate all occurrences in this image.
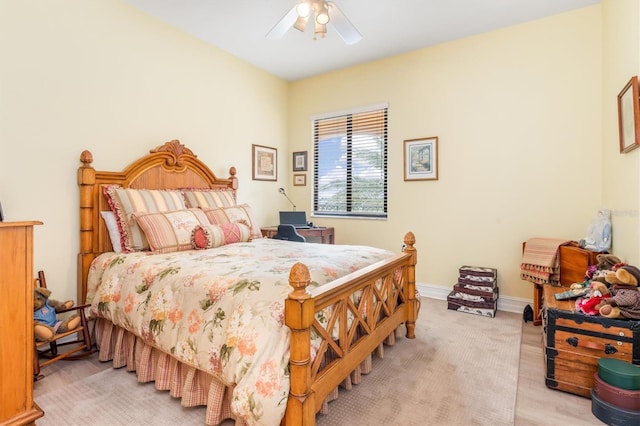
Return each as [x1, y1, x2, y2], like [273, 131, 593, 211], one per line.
[617, 75, 640, 154]
[403, 136, 438, 181]
[293, 151, 308, 171]
[252, 144, 277, 181]
[293, 174, 306, 186]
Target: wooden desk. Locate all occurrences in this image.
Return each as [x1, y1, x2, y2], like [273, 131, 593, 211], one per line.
[261, 226, 335, 244]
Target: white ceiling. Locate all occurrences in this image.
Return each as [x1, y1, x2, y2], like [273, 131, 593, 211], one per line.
[123, 0, 600, 82]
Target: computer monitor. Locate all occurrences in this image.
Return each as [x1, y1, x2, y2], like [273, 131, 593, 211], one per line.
[279, 211, 310, 229]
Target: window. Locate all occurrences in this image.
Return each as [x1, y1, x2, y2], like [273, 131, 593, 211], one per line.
[313, 104, 388, 219]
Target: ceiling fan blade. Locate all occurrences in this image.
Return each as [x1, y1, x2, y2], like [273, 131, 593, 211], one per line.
[266, 6, 298, 40]
[327, 1, 362, 45]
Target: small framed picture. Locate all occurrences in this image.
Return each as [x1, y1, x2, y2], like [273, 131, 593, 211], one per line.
[617, 76, 640, 154]
[293, 151, 308, 172]
[293, 174, 306, 186]
[252, 144, 277, 181]
[404, 136, 438, 181]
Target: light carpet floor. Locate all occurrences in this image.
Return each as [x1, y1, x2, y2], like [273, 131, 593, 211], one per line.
[36, 298, 522, 425]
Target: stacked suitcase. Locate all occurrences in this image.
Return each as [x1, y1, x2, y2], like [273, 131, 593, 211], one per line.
[447, 265, 498, 318]
[591, 358, 640, 425]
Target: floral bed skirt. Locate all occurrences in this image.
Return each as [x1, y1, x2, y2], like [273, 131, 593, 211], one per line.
[93, 317, 399, 425]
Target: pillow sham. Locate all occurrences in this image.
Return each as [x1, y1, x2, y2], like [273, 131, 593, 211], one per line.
[104, 185, 187, 252]
[100, 211, 123, 253]
[181, 188, 236, 209]
[201, 204, 262, 239]
[191, 222, 251, 250]
[133, 209, 210, 253]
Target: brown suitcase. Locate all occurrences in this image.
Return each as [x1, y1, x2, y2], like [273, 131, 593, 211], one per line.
[543, 285, 640, 398]
[593, 373, 640, 411]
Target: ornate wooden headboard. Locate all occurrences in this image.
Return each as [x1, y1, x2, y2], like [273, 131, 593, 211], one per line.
[77, 140, 237, 303]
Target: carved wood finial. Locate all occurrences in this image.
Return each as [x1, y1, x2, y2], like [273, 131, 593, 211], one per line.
[289, 262, 311, 300]
[150, 140, 196, 168]
[151, 140, 196, 158]
[80, 150, 94, 167]
[404, 232, 416, 249]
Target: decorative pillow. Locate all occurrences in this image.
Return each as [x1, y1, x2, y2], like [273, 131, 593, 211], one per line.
[133, 209, 209, 253]
[104, 186, 188, 252]
[182, 189, 236, 209]
[191, 222, 251, 250]
[100, 211, 123, 253]
[201, 204, 262, 240]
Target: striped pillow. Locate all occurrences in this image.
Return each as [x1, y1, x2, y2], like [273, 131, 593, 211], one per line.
[182, 189, 236, 209]
[104, 186, 187, 252]
[133, 209, 209, 253]
[191, 222, 251, 250]
[201, 204, 262, 240]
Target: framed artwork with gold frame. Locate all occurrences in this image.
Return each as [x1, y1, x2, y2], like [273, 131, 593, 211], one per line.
[252, 144, 277, 181]
[617, 76, 640, 154]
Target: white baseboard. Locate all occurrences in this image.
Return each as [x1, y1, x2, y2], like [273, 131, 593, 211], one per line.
[416, 282, 530, 315]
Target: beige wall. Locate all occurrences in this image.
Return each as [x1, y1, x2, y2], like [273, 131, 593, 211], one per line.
[602, 0, 640, 263]
[2, 1, 636, 304]
[0, 0, 289, 302]
[289, 5, 603, 300]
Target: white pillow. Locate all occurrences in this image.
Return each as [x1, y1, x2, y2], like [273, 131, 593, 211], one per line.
[101, 211, 122, 253]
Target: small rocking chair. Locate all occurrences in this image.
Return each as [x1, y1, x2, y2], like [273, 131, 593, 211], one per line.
[33, 270, 95, 381]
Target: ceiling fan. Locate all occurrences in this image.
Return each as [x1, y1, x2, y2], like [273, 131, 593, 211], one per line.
[267, 1, 362, 45]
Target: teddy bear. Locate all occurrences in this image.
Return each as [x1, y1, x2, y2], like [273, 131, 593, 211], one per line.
[597, 264, 640, 320]
[34, 287, 81, 342]
[575, 281, 610, 315]
[587, 254, 624, 283]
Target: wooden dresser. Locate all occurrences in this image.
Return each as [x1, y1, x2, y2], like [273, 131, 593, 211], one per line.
[0, 221, 44, 425]
[558, 242, 599, 286]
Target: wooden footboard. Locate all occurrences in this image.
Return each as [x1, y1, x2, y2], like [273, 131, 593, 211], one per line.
[285, 232, 417, 425]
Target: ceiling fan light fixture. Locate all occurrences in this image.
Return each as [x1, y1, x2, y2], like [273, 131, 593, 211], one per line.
[315, 2, 330, 25]
[314, 21, 327, 39]
[293, 14, 309, 32]
[267, 0, 361, 44]
[295, 1, 312, 18]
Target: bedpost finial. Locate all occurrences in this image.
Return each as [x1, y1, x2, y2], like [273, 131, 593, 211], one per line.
[228, 167, 238, 190]
[80, 150, 94, 167]
[403, 231, 415, 248]
[289, 262, 311, 300]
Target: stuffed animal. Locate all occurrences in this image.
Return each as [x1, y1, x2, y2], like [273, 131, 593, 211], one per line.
[34, 287, 80, 342]
[575, 281, 610, 315]
[598, 265, 640, 320]
[589, 254, 624, 283]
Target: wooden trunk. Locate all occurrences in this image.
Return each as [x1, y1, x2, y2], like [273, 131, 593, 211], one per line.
[543, 285, 640, 398]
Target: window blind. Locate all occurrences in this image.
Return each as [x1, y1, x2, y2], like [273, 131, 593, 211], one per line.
[313, 106, 388, 218]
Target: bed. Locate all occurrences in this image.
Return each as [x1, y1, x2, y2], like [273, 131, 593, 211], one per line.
[77, 140, 419, 425]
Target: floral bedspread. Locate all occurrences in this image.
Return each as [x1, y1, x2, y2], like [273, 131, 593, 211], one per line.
[87, 238, 394, 426]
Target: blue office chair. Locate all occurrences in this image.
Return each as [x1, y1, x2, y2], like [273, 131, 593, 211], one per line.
[272, 224, 306, 242]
